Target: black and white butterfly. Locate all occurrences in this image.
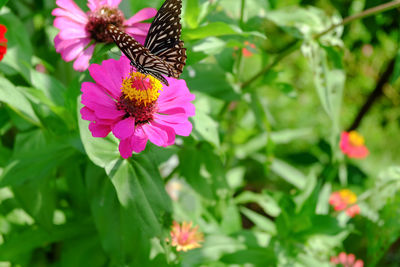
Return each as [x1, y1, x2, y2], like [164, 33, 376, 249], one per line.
[106, 0, 186, 86]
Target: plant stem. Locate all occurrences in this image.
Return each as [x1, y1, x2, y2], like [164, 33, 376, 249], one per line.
[240, 0, 246, 28]
[347, 58, 395, 131]
[314, 0, 400, 39]
[241, 40, 301, 89]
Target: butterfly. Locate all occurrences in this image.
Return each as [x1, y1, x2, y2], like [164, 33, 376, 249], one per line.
[106, 0, 186, 86]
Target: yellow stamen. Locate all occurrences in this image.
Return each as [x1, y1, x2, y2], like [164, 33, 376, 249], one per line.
[348, 131, 365, 147]
[121, 72, 162, 106]
[339, 189, 357, 204]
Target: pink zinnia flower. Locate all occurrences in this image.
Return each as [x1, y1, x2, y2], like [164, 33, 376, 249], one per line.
[0, 24, 7, 61]
[340, 131, 369, 159]
[80, 55, 195, 159]
[329, 189, 360, 218]
[52, 0, 156, 71]
[170, 221, 204, 252]
[330, 252, 364, 267]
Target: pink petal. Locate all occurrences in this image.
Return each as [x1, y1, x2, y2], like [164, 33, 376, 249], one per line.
[89, 122, 111, 137]
[59, 38, 91, 62]
[52, 0, 88, 24]
[125, 8, 157, 25]
[131, 127, 148, 153]
[354, 260, 364, 267]
[88, 57, 130, 98]
[347, 254, 356, 264]
[73, 44, 95, 71]
[347, 146, 369, 159]
[54, 17, 86, 32]
[338, 252, 347, 264]
[80, 106, 97, 121]
[112, 117, 135, 140]
[125, 23, 150, 36]
[119, 137, 134, 159]
[81, 82, 117, 106]
[153, 114, 192, 136]
[142, 123, 175, 147]
[94, 105, 125, 120]
[107, 0, 122, 7]
[59, 27, 90, 40]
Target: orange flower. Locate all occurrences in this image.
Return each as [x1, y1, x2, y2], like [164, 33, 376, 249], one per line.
[0, 24, 7, 61]
[329, 189, 360, 217]
[170, 221, 204, 252]
[242, 41, 256, 57]
[340, 131, 369, 159]
[330, 252, 364, 267]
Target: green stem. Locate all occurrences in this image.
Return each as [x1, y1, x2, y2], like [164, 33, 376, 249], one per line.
[240, 0, 246, 27]
[314, 0, 400, 39]
[241, 40, 301, 89]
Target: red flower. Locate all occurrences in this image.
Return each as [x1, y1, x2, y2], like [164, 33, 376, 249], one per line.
[340, 131, 369, 159]
[331, 252, 364, 267]
[329, 189, 360, 217]
[0, 24, 8, 61]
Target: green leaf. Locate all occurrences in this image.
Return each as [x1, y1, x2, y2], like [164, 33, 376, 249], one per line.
[0, 220, 94, 261]
[191, 110, 220, 148]
[0, 77, 40, 126]
[220, 247, 276, 266]
[185, 0, 200, 28]
[0, 0, 9, 9]
[235, 191, 281, 217]
[182, 22, 237, 40]
[270, 158, 306, 189]
[0, 143, 75, 188]
[110, 157, 172, 239]
[12, 175, 56, 229]
[240, 207, 277, 234]
[85, 162, 124, 265]
[220, 202, 242, 234]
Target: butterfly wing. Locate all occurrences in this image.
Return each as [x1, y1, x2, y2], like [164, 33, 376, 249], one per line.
[107, 24, 174, 85]
[144, 0, 186, 76]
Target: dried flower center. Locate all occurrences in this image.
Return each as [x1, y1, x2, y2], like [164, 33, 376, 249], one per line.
[348, 131, 365, 147]
[339, 189, 357, 205]
[86, 7, 125, 43]
[116, 72, 162, 125]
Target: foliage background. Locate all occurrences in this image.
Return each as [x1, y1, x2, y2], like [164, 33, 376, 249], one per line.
[0, 0, 399, 266]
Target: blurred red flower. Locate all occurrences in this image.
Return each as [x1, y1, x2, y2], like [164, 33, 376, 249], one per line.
[340, 131, 369, 159]
[170, 221, 204, 252]
[331, 252, 364, 267]
[329, 189, 360, 217]
[0, 24, 8, 61]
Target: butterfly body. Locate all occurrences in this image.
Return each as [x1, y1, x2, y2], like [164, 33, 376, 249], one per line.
[107, 0, 186, 86]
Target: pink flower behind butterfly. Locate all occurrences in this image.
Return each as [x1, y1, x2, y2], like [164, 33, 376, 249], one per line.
[80, 55, 195, 158]
[52, 0, 156, 71]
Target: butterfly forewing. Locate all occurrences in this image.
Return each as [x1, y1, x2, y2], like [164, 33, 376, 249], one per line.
[106, 0, 186, 85]
[144, 0, 182, 54]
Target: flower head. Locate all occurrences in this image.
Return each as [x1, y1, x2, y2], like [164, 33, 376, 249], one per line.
[80, 55, 195, 158]
[170, 221, 204, 252]
[330, 252, 364, 267]
[52, 0, 156, 71]
[0, 24, 8, 61]
[242, 41, 256, 57]
[340, 131, 369, 159]
[329, 189, 360, 217]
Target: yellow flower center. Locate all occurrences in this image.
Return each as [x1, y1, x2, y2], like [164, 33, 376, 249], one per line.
[339, 189, 357, 205]
[121, 72, 162, 106]
[348, 131, 365, 147]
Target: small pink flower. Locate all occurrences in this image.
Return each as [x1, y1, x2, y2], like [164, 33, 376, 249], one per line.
[329, 189, 360, 218]
[170, 221, 204, 252]
[52, 0, 156, 71]
[80, 55, 195, 159]
[340, 131, 369, 159]
[330, 252, 364, 267]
